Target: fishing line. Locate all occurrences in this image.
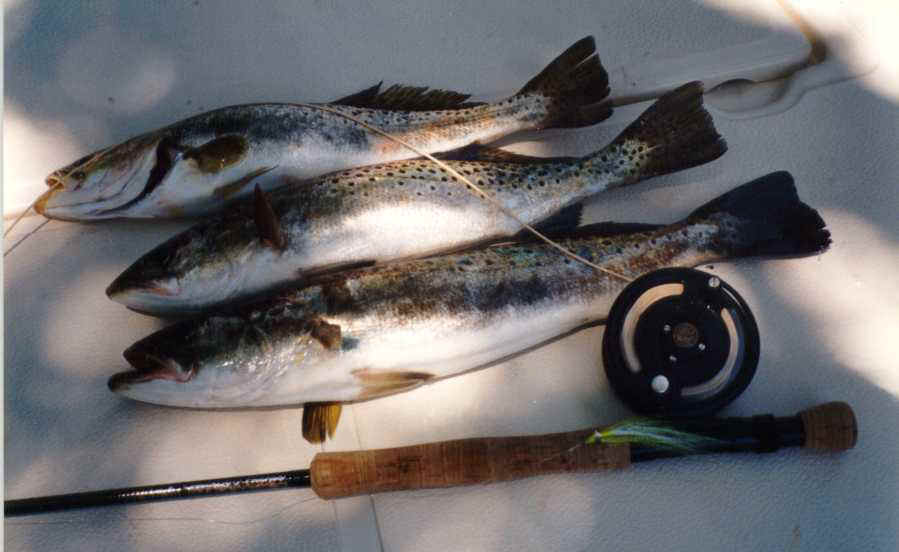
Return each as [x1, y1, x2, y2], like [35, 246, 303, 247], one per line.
[4, 181, 61, 239]
[6, 496, 319, 528]
[4, 218, 52, 257]
[4, 181, 63, 256]
[10, 107, 633, 281]
[299, 103, 633, 283]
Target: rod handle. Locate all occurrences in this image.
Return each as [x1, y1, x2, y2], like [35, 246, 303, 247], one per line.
[309, 430, 630, 500]
[800, 401, 857, 451]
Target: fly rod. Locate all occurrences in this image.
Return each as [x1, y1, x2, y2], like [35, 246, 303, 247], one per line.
[5, 402, 855, 517]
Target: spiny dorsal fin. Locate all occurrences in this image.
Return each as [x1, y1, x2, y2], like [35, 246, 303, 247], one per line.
[253, 184, 285, 250]
[330, 83, 484, 111]
[330, 82, 383, 106]
[434, 143, 578, 165]
[302, 403, 343, 443]
[352, 369, 434, 400]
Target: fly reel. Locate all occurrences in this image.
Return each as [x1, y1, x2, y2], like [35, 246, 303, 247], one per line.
[602, 268, 760, 417]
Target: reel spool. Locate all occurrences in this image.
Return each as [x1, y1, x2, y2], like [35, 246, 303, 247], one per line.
[602, 268, 760, 417]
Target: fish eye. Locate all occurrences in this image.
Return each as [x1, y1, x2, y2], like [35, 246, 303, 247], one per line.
[72, 170, 86, 180]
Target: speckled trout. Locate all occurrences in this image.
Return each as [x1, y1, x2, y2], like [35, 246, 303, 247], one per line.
[108, 172, 829, 441]
[106, 82, 725, 316]
[36, 37, 612, 220]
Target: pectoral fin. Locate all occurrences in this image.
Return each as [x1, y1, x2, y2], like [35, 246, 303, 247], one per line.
[185, 135, 249, 173]
[302, 403, 343, 443]
[352, 369, 434, 400]
[253, 184, 285, 250]
[309, 318, 341, 350]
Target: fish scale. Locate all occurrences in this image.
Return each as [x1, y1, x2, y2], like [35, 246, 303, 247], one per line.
[108, 171, 831, 442]
[37, 36, 611, 220]
[108, 81, 727, 316]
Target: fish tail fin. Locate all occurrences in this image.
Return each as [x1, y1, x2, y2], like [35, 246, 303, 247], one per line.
[586, 81, 726, 185]
[517, 36, 612, 129]
[687, 171, 831, 258]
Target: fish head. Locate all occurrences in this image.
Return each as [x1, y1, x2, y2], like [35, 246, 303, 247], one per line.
[108, 313, 336, 408]
[37, 132, 172, 220]
[105, 214, 279, 315]
[109, 316, 279, 408]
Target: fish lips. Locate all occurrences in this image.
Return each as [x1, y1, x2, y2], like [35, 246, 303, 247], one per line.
[106, 268, 180, 305]
[106, 247, 185, 314]
[109, 337, 195, 392]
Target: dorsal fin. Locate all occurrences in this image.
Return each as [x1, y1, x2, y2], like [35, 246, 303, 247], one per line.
[330, 83, 484, 111]
[302, 403, 343, 443]
[253, 184, 285, 249]
[435, 143, 578, 165]
[330, 82, 383, 106]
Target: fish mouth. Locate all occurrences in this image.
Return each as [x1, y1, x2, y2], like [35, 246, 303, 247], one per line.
[45, 171, 65, 188]
[109, 344, 195, 392]
[106, 274, 179, 300]
[106, 257, 183, 313]
[33, 186, 61, 216]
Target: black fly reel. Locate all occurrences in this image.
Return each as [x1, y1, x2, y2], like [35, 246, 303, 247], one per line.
[602, 268, 760, 417]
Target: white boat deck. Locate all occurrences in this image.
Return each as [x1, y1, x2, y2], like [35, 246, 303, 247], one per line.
[5, 2, 898, 550]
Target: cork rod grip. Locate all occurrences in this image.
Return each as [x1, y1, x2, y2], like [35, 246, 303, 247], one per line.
[800, 401, 857, 451]
[310, 429, 630, 499]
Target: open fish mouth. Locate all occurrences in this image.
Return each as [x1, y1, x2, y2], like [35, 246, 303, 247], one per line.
[109, 341, 195, 392]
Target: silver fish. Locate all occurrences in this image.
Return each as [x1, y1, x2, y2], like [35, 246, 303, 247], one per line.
[106, 82, 726, 316]
[36, 37, 611, 220]
[108, 172, 829, 441]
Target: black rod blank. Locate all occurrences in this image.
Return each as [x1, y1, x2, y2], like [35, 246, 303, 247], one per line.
[5, 469, 311, 517]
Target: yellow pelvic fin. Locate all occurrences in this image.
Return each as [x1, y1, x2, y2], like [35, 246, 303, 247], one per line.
[302, 403, 343, 443]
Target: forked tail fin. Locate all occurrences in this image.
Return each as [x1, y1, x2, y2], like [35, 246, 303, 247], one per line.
[585, 81, 727, 185]
[517, 36, 612, 129]
[687, 171, 831, 258]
